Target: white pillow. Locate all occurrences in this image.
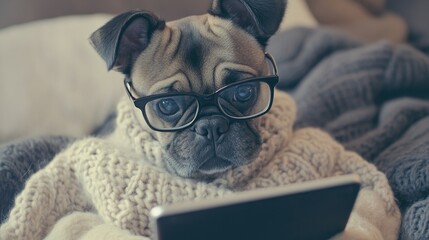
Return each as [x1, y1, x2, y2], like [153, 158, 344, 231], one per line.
[280, 0, 317, 30]
[0, 14, 124, 144]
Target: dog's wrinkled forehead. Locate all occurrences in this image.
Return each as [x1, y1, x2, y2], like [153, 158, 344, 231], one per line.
[131, 15, 266, 96]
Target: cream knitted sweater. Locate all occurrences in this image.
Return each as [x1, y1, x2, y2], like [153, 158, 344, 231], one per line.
[0, 91, 400, 240]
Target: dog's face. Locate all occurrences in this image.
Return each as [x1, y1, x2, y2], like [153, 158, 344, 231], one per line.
[91, 0, 287, 179]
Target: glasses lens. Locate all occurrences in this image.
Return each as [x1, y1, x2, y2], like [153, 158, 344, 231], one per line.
[144, 95, 198, 130]
[218, 80, 271, 119]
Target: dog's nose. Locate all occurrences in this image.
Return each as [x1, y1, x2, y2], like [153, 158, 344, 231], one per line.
[193, 116, 229, 141]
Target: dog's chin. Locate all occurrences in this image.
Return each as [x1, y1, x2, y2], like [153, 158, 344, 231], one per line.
[167, 152, 261, 181]
[193, 157, 234, 180]
[167, 156, 235, 181]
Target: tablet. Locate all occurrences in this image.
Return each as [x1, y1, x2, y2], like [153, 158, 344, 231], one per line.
[150, 174, 361, 240]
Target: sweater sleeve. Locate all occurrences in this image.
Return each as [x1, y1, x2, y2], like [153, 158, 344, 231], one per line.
[44, 212, 149, 240]
[0, 148, 90, 240]
[335, 150, 401, 240]
[295, 128, 401, 240]
[0, 137, 231, 240]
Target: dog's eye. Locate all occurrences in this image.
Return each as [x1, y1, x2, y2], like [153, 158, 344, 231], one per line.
[234, 84, 256, 102]
[157, 98, 180, 115]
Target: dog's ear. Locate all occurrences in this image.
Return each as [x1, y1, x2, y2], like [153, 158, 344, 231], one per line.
[90, 10, 165, 75]
[209, 0, 287, 45]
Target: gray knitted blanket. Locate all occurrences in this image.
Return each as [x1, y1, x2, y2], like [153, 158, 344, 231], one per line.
[1, 27, 428, 240]
[268, 27, 429, 240]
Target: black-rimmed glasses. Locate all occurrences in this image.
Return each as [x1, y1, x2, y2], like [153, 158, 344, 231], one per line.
[124, 53, 279, 132]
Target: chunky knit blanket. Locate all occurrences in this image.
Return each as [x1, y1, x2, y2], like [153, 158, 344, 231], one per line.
[268, 27, 429, 240]
[0, 92, 400, 240]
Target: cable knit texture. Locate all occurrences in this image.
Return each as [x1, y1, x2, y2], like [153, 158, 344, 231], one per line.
[0, 91, 400, 240]
[0, 136, 75, 223]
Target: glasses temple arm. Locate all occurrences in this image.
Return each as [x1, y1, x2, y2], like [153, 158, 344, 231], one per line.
[124, 78, 138, 101]
[265, 53, 278, 75]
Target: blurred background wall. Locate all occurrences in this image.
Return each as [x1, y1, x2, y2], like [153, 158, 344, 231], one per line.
[0, 0, 210, 29]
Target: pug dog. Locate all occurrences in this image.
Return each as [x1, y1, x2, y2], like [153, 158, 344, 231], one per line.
[0, 1, 401, 239]
[90, 0, 287, 179]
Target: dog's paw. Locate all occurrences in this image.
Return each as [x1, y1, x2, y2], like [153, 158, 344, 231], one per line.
[330, 228, 381, 240]
[330, 220, 384, 240]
